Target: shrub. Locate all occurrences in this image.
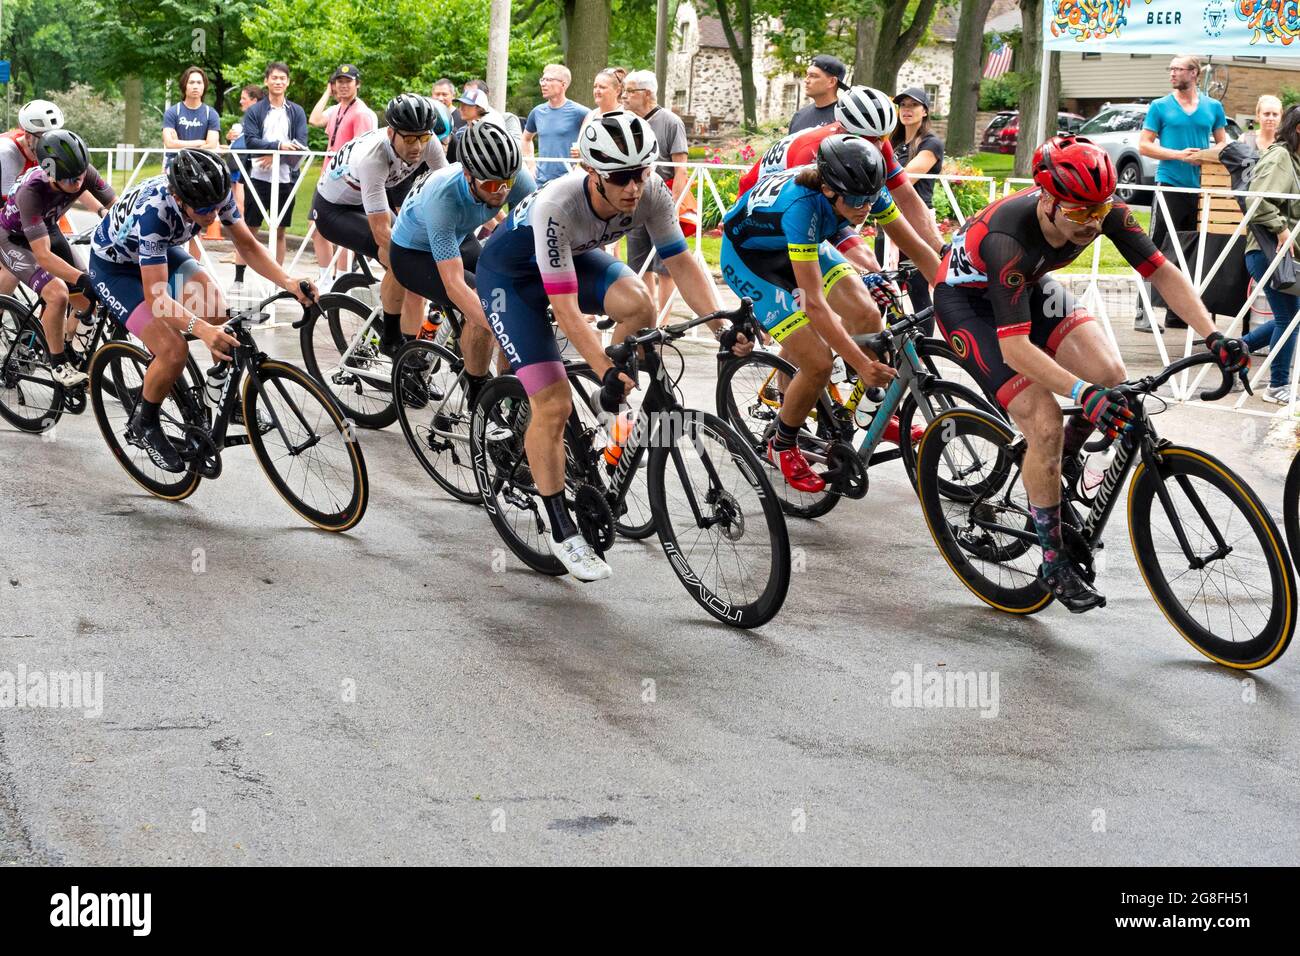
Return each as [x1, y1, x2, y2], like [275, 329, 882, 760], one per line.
[932, 155, 994, 230]
[44, 84, 162, 150]
[979, 74, 1021, 112]
[1283, 86, 1300, 112]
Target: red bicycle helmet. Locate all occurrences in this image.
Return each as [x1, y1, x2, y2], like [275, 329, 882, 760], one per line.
[1032, 135, 1117, 204]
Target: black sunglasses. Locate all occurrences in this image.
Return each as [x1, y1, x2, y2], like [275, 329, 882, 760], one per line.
[603, 166, 651, 187]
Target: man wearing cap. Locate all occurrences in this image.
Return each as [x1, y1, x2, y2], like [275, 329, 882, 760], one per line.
[310, 64, 378, 274]
[789, 55, 846, 134]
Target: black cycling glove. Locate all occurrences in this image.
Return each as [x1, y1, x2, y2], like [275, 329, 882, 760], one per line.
[1206, 332, 1249, 374]
[599, 365, 629, 413]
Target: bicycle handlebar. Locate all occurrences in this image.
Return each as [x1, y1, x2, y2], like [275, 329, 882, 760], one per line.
[603, 298, 757, 369]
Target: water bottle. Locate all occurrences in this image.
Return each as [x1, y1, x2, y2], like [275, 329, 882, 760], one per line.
[603, 411, 635, 467]
[830, 356, 848, 384]
[417, 311, 441, 342]
[433, 320, 453, 349]
[204, 362, 231, 409]
[853, 386, 886, 430]
[70, 311, 95, 358]
[1079, 447, 1113, 499]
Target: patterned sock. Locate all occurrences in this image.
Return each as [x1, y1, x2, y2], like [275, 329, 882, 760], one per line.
[772, 416, 801, 452]
[1029, 501, 1064, 567]
[233, 264, 246, 283]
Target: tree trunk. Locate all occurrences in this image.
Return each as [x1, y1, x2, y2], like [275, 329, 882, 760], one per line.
[852, 10, 880, 87]
[946, 0, 995, 156]
[568, 0, 610, 104]
[1013, 0, 1044, 178]
[713, 0, 757, 131]
[487, 0, 512, 113]
[872, 0, 942, 94]
[123, 74, 142, 147]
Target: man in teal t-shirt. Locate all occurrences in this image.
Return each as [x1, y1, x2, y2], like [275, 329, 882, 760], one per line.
[1134, 54, 1227, 332]
[523, 64, 590, 186]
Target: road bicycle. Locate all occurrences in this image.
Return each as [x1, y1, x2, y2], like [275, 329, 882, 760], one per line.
[716, 267, 1001, 519]
[469, 299, 791, 628]
[915, 352, 1294, 670]
[88, 286, 368, 532]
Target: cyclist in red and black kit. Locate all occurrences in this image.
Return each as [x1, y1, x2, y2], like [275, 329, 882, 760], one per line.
[934, 135, 1249, 612]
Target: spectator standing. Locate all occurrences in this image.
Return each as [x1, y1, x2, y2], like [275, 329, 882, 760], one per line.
[432, 78, 456, 114]
[623, 71, 689, 316]
[572, 68, 626, 159]
[523, 64, 589, 186]
[1241, 106, 1300, 404]
[243, 62, 310, 266]
[227, 84, 264, 287]
[1243, 94, 1283, 153]
[308, 64, 377, 276]
[466, 80, 523, 143]
[788, 55, 846, 134]
[1136, 54, 1227, 331]
[881, 86, 944, 312]
[163, 66, 222, 259]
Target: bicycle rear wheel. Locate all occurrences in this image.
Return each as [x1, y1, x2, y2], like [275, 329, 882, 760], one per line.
[897, 379, 1002, 490]
[915, 407, 1052, 614]
[243, 361, 369, 532]
[0, 305, 63, 433]
[567, 364, 655, 539]
[298, 293, 396, 430]
[88, 340, 202, 500]
[1283, 447, 1300, 574]
[393, 340, 480, 503]
[715, 350, 841, 520]
[648, 409, 790, 628]
[1129, 445, 1295, 669]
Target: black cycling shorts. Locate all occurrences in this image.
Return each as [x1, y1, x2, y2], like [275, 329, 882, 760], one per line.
[933, 277, 1095, 410]
[389, 236, 481, 311]
[311, 192, 381, 260]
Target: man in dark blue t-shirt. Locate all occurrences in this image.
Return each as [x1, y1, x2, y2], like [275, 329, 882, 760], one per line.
[163, 66, 222, 162]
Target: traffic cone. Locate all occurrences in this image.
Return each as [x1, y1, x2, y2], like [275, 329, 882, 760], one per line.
[59, 215, 73, 235]
[204, 220, 222, 241]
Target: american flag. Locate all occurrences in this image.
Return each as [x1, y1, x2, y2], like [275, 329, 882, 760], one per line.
[984, 43, 1013, 80]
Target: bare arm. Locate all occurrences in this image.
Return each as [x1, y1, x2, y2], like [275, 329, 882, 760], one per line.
[791, 257, 893, 385]
[1149, 260, 1216, 339]
[550, 292, 618, 379]
[881, 216, 940, 283]
[522, 130, 537, 175]
[999, 335, 1081, 398]
[435, 257, 489, 327]
[903, 150, 939, 177]
[29, 235, 85, 285]
[366, 211, 394, 266]
[890, 178, 943, 253]
[228, 220, 316, 302]
[1139, 129, 1199, 164]
[669, 152, 688, 201]
[309, 88, 332, 128]
[842, 241, 881, 274]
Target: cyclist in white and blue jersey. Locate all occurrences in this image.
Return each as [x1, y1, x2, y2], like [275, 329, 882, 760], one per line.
[390, 121, 534, 406]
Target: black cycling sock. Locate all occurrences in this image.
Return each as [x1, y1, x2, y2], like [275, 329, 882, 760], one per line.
[382, 311, 403, 348]
[1062, 415, 1095, 463]
[137, 398, 162, 425]
[542, 492, 578, 542]
[464, 372, 491, 411]
[772, 416, 801, 452]
[233, 264, 246, 283]
[1029, 501, 1064, 567]
[49, 350, 66, 366]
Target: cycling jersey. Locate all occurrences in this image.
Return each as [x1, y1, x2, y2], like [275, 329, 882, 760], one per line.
[933, 186, 1166, 408]
[0, 130, 36, 197]
[737, 124, 907, 196]
[476, 171, 687, 394]
[0, 165, 114, 242]
[390, 162, 535, 260]
[315, 128, 448, 214]
[92, 175, 240, 266]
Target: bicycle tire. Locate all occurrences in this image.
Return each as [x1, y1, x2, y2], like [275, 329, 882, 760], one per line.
[298, 292, 397, 430]
[88, 340, 202, 501]
[243, 360, 369, 532]
[470, 374, 567, 575]
[897, 378, 1003, 490]
[393, 339, 480, 504]
[715, 349, 841, 520]
[1283, 448, 1300, 575]
[0, 304, 64, 433]
[1129, 445, 1295, 669]
[916, 407, 1053, 614]
[648, 409, 790, 628]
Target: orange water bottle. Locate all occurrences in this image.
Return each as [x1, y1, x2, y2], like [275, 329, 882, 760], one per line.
[603, 411, 635, 467]
[417, 311, 441, 341]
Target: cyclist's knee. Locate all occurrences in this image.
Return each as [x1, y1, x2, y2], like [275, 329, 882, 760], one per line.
[1095, 359, 1127, 389]
[151, 332, 188, 372]
[607, 277, 655, 328]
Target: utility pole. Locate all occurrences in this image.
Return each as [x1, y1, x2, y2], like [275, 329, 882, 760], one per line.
[655, 0, 669, 99]
[487, 0, 511, 113]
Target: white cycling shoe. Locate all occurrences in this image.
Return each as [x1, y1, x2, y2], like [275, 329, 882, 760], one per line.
[548, 533, 612, 582]
[51, 362, 88, 387]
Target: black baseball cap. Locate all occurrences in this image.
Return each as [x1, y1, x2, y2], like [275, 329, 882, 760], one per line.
[810, 54, 847, 86]
[330, 64, 361, 82]
[894, 86, 931, 110]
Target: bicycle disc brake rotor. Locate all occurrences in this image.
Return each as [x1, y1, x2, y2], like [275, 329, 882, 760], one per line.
[822, 440, 868, 499]
[953, 498, 1030, 562]
[710, 488, 746, 541]
[574, 483, 615, 554]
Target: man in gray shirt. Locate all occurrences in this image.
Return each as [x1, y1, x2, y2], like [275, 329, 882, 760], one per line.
[622, 70, 689, 318]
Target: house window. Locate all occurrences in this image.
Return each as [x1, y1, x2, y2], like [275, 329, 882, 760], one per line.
[925, 84, 940, 112]
[1082, 52, 1101, 60]
[781, 84, 799, 117]
[1234, 56, 1266, 63]
[1130, 54, 1151, 59]
[673, 89, 687, 111]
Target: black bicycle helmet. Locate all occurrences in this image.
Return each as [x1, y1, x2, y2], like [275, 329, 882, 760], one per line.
[816, 134, 887, 198]
[385, 93, 436, 134]
[167, 148, 231, 209]
[459, 121, 521, 181]
[35, 129, 90, 181]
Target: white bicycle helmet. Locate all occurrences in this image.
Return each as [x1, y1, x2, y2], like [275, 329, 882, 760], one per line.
[835, 86, 897, 138]
[578, 110, 657, 172]
[18, 100, 65, 135]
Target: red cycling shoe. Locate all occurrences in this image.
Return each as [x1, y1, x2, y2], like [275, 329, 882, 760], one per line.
[767, 439, 826, 493]
[883, 415, 923, 446]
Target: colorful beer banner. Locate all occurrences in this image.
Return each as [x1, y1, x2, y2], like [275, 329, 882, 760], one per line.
[1045, 1, 1300, 54]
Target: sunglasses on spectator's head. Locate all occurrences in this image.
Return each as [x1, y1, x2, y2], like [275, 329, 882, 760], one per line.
[396, 131, 433, 145]
[601, 166, 651, 187]
[476, 176, 515, 193]
[1058, 199, 1112, 224]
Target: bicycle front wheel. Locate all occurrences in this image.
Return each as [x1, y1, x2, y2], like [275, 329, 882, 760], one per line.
[243, 361, 369, 532]
[393, 340, 480, 504]
[648, 410, 790, 628]
[0, 305, 63, 432]
[1129, 445, 1295, 669]
[298, 293, 396, 430]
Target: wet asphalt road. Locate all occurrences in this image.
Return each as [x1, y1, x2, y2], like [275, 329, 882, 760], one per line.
[2, 311, 1298, 866]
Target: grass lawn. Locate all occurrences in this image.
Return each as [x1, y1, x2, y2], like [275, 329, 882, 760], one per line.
[968, 151, 1016, 183]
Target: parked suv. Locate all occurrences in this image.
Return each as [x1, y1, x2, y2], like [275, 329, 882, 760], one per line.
[1079, 102, 1242, 205]
[980, 110, 1084, 154]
